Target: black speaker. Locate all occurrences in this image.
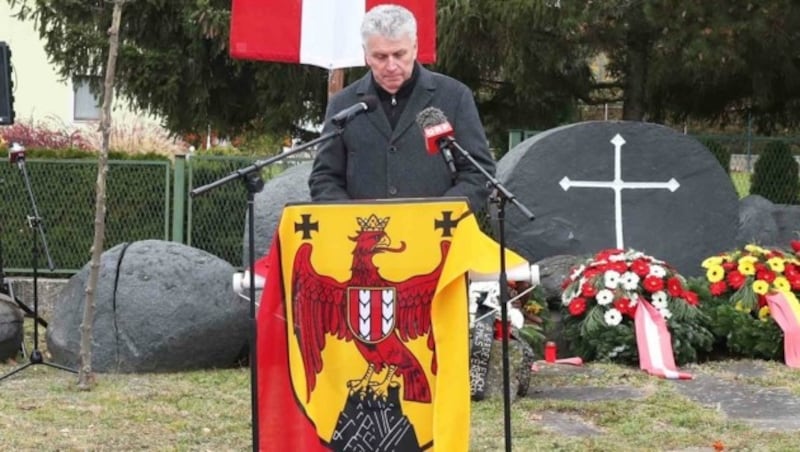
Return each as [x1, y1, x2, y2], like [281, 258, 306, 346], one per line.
[0, 41, 14, 126]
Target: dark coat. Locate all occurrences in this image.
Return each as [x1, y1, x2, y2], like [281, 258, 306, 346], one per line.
[308, 65, 496, 212]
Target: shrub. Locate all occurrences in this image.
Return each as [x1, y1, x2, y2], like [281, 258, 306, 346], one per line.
[750, 140, 800, 204]
[702, 139, 731, 175]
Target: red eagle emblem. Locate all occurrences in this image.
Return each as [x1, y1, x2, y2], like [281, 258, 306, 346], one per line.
[292, 214, 449, 404]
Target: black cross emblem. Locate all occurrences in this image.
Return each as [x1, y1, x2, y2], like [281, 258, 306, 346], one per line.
[294, 214, 319, 239]
[434, 211, 465, 237]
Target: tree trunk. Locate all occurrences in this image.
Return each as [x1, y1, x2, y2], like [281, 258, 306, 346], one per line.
[78, 0, 126, 390]
[328, 69, 345, 98]
[622, 43, 648, 121]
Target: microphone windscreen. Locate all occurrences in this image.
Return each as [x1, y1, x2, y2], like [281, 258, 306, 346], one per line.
[415, 106, 448, 130]
[362, 95, 380, 112]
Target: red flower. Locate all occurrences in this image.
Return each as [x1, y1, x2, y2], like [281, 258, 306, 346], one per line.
[643, 275, 664, 292]
[568, 297, 587, 316]
[666, 277, 684, 297]
[583, 268, 602, 279]
[790, 276, 800, 291]
[630, 258, 651, 276]
[757, 295, 768, 308]
[607, 261, 628, 273]
[722, 261, 737, 271]
[726, 270, 746, 290]
[613, 297, 637, 317]
[709, 280, 728, 296]
[791, 239, 800, 253]
[683, 290, 699, 306]
[581, 281, 598, 297]
[595, 249, 624, 261]
[785, 264, 798, 278]
[756, 269, 776, 283]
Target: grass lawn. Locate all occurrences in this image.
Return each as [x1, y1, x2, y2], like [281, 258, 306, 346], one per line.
[2, 353, 799, 451]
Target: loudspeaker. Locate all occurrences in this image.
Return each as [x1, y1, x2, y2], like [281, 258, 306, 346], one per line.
[0, 41, 14, 126]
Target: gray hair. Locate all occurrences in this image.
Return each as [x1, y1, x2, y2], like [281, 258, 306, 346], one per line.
[361, 4, 417, 44]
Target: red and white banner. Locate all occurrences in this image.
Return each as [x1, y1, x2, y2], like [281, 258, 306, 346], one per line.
[230, 0, 437, 69]
[634, 297, 692, 380]
[766, 291, 800, 368]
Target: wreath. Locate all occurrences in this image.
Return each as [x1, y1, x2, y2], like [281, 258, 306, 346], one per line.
[560, 248, 713, 365]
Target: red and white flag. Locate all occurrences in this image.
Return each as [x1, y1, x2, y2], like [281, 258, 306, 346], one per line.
[766, 291, 800, 368]
[230, 0, 437, 69]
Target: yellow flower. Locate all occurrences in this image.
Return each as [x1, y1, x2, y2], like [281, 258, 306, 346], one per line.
[706, 265, 725, 283]
[739, 255, 758, 265]
[753, 280, 770, 295]
[525, 303, 543, 315]
[758, 306, 771, 321]
[767, 257, 785, 273]
[702, 256, 724, 269]
[745, 244, 767, 255]
[774, 276, 791, 292]
[735, 300, 747, 312]
[738, 261, 756, 276]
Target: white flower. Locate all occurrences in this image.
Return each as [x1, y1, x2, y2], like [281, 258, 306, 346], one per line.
[651, 291, 667, 306]
[596, 289, 615, 306]
[620, 271, 640, 290]
[628, 295, 639, 307]
[648, 265, 666, 278]
[604, 308, 623, 326]
[509, 308, 525, 329]
[651, 296, 668, 310]
[604, 270, 621, 289]
[658, 308, 672, 320]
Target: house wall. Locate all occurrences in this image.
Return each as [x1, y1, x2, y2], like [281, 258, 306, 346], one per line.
[0, 5, 161, 130]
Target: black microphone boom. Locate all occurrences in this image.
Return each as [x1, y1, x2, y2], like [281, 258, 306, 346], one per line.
[330, 95, 379, 127]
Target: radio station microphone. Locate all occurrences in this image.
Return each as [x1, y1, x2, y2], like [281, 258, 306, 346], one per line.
[416, 107, 457, 178]
[9, 142, 25, 164]
[330, 95, 379, 127]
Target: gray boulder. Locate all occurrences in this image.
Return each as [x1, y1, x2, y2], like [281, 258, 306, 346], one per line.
[0, 295, 23, 361]
[46, 240, 248, 373]
[243, 162, 312, 267]
[736, 195, 800, 247]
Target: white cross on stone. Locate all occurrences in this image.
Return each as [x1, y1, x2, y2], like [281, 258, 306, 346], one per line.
[559, 133, 680, 249]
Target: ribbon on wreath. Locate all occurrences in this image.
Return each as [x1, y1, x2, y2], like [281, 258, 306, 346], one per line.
[766, 291, 800, 368]
[634, 296, 692, 380]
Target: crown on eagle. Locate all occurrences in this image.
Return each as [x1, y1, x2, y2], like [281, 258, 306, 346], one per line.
[357, 214, 390, 232]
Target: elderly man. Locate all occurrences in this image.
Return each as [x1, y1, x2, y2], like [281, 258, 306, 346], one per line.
[308, 4, 496, 213]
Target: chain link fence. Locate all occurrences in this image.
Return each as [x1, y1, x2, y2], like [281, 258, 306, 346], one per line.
[1, 159, 170, 274]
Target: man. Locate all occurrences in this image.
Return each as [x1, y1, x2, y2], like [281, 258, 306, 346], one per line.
[308, 4, 496, 213]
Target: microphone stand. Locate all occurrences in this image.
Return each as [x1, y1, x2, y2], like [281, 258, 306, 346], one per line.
[442, 137, 534, 452]
[1, 152, 77, 381]
[190, 127, 343, 452]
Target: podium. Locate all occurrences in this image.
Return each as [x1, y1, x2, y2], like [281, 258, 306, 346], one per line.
[254, 198, 526, 452]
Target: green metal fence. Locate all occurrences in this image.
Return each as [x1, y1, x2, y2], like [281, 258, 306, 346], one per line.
[1, 159, 170, 274]
[1, 154, 302, 275]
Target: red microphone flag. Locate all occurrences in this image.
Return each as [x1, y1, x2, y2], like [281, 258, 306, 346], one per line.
[422, 121, 453, 154]
[230, 0, 437, 69]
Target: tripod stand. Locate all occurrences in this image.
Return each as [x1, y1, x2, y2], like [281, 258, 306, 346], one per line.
[1, 148, 76, 381]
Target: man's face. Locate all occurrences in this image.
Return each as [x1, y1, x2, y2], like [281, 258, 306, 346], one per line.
[364, 34, 417, 94]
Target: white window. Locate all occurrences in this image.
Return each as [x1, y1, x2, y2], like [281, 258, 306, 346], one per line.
[73, 76, 101, 121]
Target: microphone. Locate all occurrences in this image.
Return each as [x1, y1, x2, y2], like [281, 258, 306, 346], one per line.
[330, 95, 379, 127]
[415, 107, 457, 177]
[9, 142, 25, 164]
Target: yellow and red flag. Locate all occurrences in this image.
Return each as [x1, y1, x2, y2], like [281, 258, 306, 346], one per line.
[256, 198, 525, 451]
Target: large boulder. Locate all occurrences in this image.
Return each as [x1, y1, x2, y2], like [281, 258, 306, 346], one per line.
[737, 195, 800, 247]
[0, 295, 23, 361]
[46, 240, 248, 372]
[497, 121, 739, 276]
[243, 162, 312, 267]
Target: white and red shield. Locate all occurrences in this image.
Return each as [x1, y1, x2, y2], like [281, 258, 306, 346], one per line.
[347, 286, 396, 343]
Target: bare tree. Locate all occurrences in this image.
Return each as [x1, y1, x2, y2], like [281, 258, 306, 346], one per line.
[78, 0, 127, 390]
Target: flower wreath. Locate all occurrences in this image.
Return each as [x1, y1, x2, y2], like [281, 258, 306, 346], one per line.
[695, 243, 800, 360]
[560, 248, 713, 365]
